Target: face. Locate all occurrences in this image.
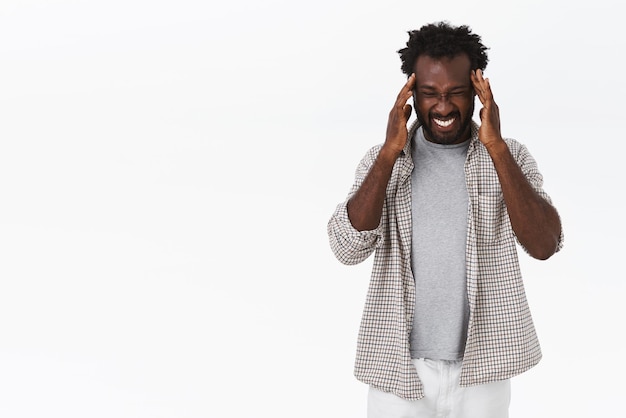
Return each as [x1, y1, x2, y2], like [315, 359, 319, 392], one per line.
[412, 53, 475, 145]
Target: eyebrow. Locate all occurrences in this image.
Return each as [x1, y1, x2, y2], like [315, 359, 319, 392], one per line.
[417, 84, 470, 91]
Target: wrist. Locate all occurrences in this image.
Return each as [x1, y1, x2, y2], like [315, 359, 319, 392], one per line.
[483, 137, 507, 156]
[380, 143, 403, 161]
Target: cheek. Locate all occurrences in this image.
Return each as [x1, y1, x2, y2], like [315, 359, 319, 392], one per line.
[414, 105, 429, 121]
[414, 100, 429, 115]
[467, 99, 475, 117]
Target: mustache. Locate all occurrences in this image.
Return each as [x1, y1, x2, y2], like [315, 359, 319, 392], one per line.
[429, 111, 461, 119]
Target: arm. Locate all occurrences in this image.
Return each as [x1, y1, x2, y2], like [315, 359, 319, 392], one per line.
[471, 70, 562, 260]
[327, 149, 385, 265]
[347, 74, 415, 231]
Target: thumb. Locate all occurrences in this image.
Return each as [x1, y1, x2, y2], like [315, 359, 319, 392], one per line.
[403, 104, 412, 121]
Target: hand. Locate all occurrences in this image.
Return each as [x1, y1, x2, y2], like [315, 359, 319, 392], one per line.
[471, 69, 503, 148]
[384, 73, 415, 156]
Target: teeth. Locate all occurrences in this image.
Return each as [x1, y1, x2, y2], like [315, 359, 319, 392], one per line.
[434, 118, 454, 127]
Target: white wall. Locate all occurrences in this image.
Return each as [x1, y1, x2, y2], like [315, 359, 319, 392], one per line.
[0, 0, 623, 416]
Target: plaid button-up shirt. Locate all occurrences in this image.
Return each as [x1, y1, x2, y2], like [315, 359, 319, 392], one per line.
[327, 121, 564, 400]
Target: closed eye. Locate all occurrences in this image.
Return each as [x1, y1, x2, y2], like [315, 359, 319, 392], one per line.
[417, 89, 470, 98]
[450, 91, 467, 98]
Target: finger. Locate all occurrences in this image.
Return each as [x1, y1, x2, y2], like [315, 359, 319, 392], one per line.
[482, 77, 494, 101]
[471, 70, 486, 104]
[396, 73, 416, 102]
[476, 70, 494, 100]
[405, 72, 416, 90]
[473, 70, 495, 105]
[394, 80, 415, 113]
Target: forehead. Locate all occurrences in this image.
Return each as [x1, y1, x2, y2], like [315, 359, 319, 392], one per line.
[413, 53, 472, 87]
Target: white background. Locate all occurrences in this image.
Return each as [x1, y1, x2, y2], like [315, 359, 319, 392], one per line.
[1, 0, 623, 417]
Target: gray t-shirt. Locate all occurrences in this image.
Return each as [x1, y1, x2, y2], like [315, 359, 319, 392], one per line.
[409, 127, 470, 360]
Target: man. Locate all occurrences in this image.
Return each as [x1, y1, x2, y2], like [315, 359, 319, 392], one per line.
[327, 22, 563, 417]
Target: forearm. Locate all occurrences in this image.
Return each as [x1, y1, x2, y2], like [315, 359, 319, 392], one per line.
[347, 146, 399, 231]
[486, 141, 562, 260]
[346, 74, 415, 232]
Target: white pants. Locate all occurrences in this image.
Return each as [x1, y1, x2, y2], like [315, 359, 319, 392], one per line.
[368, 359, 511, 418]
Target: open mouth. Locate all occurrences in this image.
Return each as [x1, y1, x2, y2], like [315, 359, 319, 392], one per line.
[433, 117, 455, 128]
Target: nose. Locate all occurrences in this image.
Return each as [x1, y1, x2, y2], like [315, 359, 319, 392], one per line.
[434, 94, 454, 113]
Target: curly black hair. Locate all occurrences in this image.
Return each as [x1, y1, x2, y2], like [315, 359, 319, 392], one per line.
[398, 21, 489, 76]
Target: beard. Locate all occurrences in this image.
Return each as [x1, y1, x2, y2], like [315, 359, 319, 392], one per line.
[415, 100, 475, 145]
